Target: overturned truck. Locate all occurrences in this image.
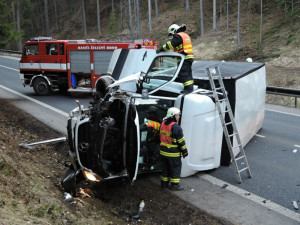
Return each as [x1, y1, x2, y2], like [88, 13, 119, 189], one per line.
[61, 49, 266, 194]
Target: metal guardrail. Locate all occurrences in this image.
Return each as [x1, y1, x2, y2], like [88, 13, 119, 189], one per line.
[267, 86, 300, 108]
[0, 49, 22, 55]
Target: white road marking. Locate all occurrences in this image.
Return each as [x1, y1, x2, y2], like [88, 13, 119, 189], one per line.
[266, 109, 300, 117]
[0, 64, 20, 72]
[198, 173, 300, 222]
[0, 56, 20, 60]
[255, 134, 265, 138]
[0, 84, 69, 117]
[294, 145, 300, 148]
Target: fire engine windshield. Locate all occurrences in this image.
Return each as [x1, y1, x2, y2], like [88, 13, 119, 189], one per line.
[143, 56, 181, 91]
[25, 44, 39, 55]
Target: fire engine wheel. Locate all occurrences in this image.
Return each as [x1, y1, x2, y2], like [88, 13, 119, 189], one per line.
[33, 77, 51, 96]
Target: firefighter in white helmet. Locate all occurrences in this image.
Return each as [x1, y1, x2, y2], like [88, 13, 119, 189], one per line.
[156, 24, 194, 93]
[159, 107, 188, 191]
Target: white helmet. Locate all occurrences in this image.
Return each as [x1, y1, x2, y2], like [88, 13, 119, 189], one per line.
[164, 107, 181, 120]
[168, 24, 180, 36]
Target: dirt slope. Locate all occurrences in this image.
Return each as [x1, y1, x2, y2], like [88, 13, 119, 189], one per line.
[0, 98, 232, 224]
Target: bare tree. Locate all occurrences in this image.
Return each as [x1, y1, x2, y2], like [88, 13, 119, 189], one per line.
[186, 0, 190, 11]
[97, 0, 101, 34]
[128, 0, 133, 40]
[155, 0, 159, 17]
[213, 0, 217, 31]
[16, 0, 22, 51]
[200, 0, 204, 35]
[226, 0, 229, 28]
[53, 0, 59, 31]
[120, 0, 123, 31]
[148, 0, 152, 32]
[136, 0, 141, 39]
[260, 0, 262, 43]
[82, 0, 87, 37]
[237, 0, 241, 45]
[43, 0, 50, 36]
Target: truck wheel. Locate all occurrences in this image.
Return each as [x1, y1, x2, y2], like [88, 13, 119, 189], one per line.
[33, 77, 51, 96]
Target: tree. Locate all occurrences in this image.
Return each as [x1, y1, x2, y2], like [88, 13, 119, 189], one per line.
[200, 0, 204, 35]
[81, 0, 87, 37]
[128, 0, 133, 40]
[135, 0, 141, 39]
[260, 0, 263, 43]
[186, 0, 190, 11]
[53, 0, 58, 31]
[96, 0, 101, 34]
[237, 0, 241, 45]
[43, 0, 50, 36]
[148, 0, 152, 32]
[226, 0, 229, 28]
[155, 0, 159, 17]
[213, 0, 217, 31]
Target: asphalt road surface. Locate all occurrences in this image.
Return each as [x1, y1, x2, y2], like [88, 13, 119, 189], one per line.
[1, 55, 299, 224]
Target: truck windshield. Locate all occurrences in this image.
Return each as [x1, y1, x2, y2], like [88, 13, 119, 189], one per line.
[143, 56, 180, 90]
[25, 44, 39, 55]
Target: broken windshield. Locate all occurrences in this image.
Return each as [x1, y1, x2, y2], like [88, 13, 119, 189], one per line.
[143, 56, 181, 91]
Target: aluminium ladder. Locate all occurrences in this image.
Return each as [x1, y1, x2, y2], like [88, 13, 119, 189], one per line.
[206, 67, 252, 183]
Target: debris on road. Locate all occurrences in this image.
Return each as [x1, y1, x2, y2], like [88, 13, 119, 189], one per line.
[292, 149, 298, 153]
[292, 201, 299, 210]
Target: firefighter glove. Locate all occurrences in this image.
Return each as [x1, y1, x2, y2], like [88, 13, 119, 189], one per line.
[182, 151, 188, 158]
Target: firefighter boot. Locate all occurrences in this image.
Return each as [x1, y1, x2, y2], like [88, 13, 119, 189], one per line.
[169, 184, 184, 191]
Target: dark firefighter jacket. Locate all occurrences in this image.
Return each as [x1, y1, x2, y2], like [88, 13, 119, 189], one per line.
[160, 118, 188, 157]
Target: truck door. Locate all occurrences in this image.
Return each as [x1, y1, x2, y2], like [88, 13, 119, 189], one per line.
[20, 43, 41, 71]
[40, 42, 66, 71]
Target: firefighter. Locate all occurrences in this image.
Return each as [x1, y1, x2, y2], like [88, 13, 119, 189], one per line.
[156, 24, 194, 93]
[160, 107, 188, 191]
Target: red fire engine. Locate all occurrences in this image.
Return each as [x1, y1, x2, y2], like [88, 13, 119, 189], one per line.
[19, 37, 157, 95]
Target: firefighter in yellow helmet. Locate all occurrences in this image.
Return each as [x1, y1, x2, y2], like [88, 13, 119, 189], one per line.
[159, 107, 188, 191]
[156, 24, 194, 93]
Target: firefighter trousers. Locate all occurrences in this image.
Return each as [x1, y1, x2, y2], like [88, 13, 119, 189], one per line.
[160, 156, 182, 188]
[175, 60, 194, 91]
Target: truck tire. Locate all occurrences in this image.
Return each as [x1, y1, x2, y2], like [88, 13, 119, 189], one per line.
[33, 77, 51, 96]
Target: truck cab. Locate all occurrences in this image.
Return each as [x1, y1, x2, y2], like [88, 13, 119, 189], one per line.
[61, 50, 227, 194]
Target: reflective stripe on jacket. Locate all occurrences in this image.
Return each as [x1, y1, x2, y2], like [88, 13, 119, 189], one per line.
[160, 121, 181, 157]
[146, 120, 160, 133]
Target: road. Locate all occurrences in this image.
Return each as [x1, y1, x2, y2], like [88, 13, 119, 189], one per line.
[0, 55, 299, 224]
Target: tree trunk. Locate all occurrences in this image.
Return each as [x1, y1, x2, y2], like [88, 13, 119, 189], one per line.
[260, 0, 262, 43]
[44, 0, 51, 36]
[226, 0, 229, 28]
[82, 0, 87, 38]
[16, 0, 22, 51]
[237, 0, 241, 45]
[120, 0, 123, 31]
[186, 0, 190, 11]
[136, 0, 141, 39]
[200, 0, 204, 35]
[213, 0, 217, 31]
[53, 0, 59, 31]
[148, 0, 152, 32]
[97, 0, 101, 34]
[128, 0, 134, 40]
[155, 0, 159, 17]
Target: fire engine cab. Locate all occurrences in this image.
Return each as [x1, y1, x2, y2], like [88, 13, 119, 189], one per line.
[19, 37, 157, 95]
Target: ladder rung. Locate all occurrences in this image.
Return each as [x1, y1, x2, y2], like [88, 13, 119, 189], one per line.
[228, 133, 237, 137]
[215, 87, 223, 91]
[224, 109, 231, 113]
[235, 155, 245, 161]
[225, 122, 233, 126]
[232, 144, 241, 149]
[238, 167, 249, 173]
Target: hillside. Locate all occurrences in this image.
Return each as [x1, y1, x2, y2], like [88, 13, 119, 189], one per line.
[52, 0, 300, 107]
